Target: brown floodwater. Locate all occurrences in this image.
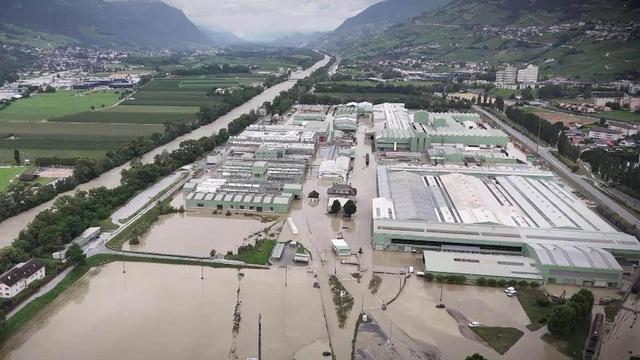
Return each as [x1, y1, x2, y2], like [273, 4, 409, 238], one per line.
[0, 262, 328, 360]
[378, 278, 568, 360]
[123, 213, 272, 257]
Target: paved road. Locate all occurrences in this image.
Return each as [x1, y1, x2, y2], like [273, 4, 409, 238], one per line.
[6, 266, 74, 319]
[475, 105, 640, 228]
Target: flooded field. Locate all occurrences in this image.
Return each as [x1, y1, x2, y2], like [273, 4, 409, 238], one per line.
[373, 278, 567, 360]
[0, 262, 329, 360]
[123, 213, 272, 257]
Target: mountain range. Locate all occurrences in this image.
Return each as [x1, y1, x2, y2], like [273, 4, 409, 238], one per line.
[319, 0, 640, 80]
[0, 0, 238, 48]
[315, 0, 449, 51]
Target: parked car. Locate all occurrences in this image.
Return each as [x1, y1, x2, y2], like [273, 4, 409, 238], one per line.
[468, 321, 480, 328]
[507, 290, 518, 297]
[504, 287, 515, 294]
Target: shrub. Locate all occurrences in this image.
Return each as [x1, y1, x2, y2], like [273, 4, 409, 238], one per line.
[518, 281, 529, 288]
[497, 279, 508, 287]
[487, 279, 498, 287]
[530, 282, 540, 288]
[508, 280, 518, 287]
[436, 274, 446, 283]
[476, 277, 487, 286]
[425, 273, 434, 282]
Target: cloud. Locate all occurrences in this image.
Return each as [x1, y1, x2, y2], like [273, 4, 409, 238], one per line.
[163, 0, 380, 41]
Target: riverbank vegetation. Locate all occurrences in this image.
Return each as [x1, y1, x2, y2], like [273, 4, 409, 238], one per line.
[0, 56, 334, 273]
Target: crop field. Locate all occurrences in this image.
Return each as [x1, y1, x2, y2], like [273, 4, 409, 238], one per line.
[0, 90, 120, 121]
[0, 72, 266, 162]
[53, 105, 199, 124]
[0, 122, 163, 163]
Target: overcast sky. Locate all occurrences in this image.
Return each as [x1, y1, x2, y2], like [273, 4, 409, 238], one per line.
[162, 0, 380, 41]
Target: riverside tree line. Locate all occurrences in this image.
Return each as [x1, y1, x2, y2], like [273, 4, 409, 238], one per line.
[0, 86, 263, 224]
[0, 57, 337, 273]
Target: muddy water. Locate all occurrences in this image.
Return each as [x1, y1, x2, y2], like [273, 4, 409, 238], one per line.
[0, 262, 328, 360]
[379, 278, 567, 360]
[123, 213, 271, 257]
[0, 55, 330, 247]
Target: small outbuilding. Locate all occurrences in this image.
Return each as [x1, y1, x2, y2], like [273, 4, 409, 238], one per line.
[331, 239, 351, 256]
[307, 190, 320, 203]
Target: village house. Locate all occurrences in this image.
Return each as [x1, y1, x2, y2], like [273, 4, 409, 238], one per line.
[0, 259, 46, 298]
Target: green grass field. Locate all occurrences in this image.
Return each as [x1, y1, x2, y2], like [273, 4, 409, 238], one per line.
[471, 326, 524, 355]
[0, 122, 163, 163]
[0, 90, 120, 121]
[52, 105, 199, 124]
[0, 166, 26, 191]
[515, 288, 554, 330]
[595, 110, 640, 122]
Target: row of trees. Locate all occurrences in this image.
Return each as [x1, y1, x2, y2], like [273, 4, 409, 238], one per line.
[315, 82, 434, 95]
[0, 57, 337, 272]
[581, 148, 640, 196]
[556, 131, 581, 162]
[505, 106, 563, 146]
[0, 86, 264, 224]
[171, 63, 251, 76]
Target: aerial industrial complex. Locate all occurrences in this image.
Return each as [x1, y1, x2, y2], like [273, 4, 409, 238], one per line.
[369, 103, 640, 288]
[372, 164, 638, 287]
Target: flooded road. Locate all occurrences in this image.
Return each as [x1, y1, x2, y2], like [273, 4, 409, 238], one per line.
[0, 55, 330, 247]
[0, 262, 329, 360]
[123, 213, 272, 257]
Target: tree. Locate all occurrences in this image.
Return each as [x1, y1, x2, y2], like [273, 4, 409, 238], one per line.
[13, 149, 20, 166]
[343, 200, 357, 217]
[521, 87, 535, 100]
[66, 243, 86, 265]
[210, 249, 217, 258]
[494, 96, 505, 112]
[329, 199, 342, 214]
[466, 354, 487, 360]
[547, 304, 576, 336]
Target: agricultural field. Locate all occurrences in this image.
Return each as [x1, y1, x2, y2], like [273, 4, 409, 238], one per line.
[0, 122, 163, 163]
[595, 110, 640, 123]
[0, 90, 120, 121]
[120, 74, 264, 107]
[53, 105, 199, 124]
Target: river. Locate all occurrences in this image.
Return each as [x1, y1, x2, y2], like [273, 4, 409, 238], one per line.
[0, 55, 330, 247]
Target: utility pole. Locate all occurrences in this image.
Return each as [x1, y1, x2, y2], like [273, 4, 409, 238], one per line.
[122, 262, 126, 274]
[258, 314, 262, 360]
[285, 264, 288, 287]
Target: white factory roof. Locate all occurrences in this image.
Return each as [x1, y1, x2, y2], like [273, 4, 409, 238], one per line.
[377, 166, 614, 232]
[331, 239, 351, 251]
[528, 243, 622, 271]
[423, 251, 543, 280]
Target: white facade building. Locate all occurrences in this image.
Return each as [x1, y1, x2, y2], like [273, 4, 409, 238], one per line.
[517, 65, 539, 84]
[495, 66, 517, 85]
[588, 127, 624, 142]
[0, 259, 46, 298]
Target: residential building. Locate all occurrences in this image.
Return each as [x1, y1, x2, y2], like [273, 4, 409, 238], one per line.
[0, 259, 46, 298]
[327, 183, 357, 200]
[495, 66, 517, 85]
[517, 65, 539, 84]
[588, 127, 624, 141]
[608, 121, 639, 137]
